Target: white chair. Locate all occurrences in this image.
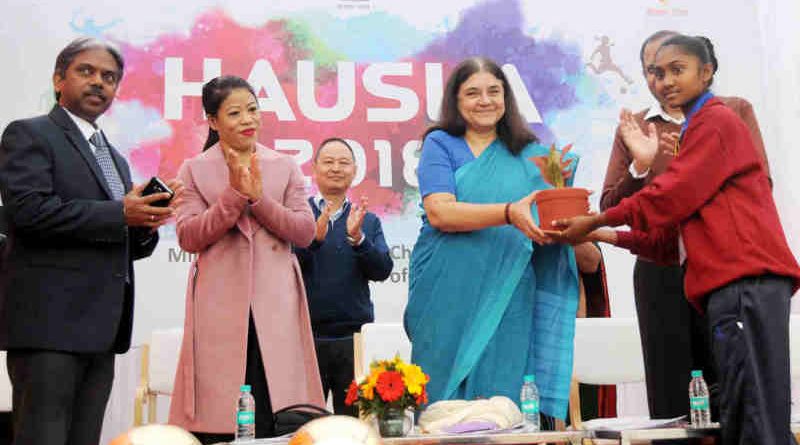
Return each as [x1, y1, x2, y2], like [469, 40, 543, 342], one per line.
[572, 317, 645, 389]
[134, 328, 183, 425]
[569, 317, 645, 435]
[352, 323, 411, 381]
[0, 351, 11, 412]
[569, 317, 719, 444]
[352, 323, 411, 426]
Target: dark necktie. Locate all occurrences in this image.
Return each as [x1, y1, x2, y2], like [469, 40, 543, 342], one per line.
[89, 131, 125, 200]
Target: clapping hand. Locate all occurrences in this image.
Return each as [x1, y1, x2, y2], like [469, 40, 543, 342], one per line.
[315, 201, 333, 241]
[224, 147, 262, 202]
[660, 130, 680, 158]
[347, 195, 368, 243]
[619, 109, 659, 175]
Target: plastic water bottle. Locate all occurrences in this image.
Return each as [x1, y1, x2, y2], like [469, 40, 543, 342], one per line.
[236, 384, 256, 442]
[689, 370, 711, 427]
[520, 374, 540, 431]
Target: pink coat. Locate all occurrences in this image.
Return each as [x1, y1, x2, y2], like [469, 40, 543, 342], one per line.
[168, 143, 324, 433]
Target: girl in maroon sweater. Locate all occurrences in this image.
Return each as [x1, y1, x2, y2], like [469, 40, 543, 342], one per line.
[554, 35, 800, 444]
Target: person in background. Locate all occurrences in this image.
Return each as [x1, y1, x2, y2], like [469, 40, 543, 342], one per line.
[294, 137, 393, 416]
[599, 30, 770, 425]
[169, 76, 324, 444]
[0, 37, 179, 445]
[555, 35, 800, 444]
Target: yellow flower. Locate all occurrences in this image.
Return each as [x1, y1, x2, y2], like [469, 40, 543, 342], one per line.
[372, 359, 391, 370]
[398, 362, 428, 396]
[370, 366, 386, 381]
[361, 366, 384, 400]
[362, 382, 374, 400]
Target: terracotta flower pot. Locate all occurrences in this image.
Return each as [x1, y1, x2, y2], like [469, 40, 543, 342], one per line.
[535, 187, 590, 230]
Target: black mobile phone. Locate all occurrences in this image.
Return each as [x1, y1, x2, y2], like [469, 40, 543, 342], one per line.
[142, 177, 175, 207]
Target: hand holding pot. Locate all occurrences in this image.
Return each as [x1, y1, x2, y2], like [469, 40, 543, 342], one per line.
[508, 191, 551, 245]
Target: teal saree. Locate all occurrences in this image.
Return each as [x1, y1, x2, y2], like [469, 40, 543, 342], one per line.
[404, 139, 580, 419]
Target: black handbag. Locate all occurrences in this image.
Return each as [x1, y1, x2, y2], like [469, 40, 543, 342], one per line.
[273, 404, 332, 436]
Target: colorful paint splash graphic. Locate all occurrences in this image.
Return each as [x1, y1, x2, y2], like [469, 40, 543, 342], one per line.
[112, 0, 588, 215]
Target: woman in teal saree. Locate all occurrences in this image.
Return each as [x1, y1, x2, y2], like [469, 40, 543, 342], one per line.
[404, 57, 583, 422]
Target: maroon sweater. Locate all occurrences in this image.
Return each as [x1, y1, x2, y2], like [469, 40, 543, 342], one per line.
[606, 98, 800, 307]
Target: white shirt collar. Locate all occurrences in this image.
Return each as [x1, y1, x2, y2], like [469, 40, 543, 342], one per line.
[643, 100, 685, 125]
[61, 107, 100, 143]
[313, 194, 350, 223]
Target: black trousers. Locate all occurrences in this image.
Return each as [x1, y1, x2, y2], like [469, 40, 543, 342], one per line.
[706, 275, 796, 445]
[193, 313, 275, 444]
[633, 259, 717, 420]
[314, 337, 358, 417]
[6, 349, 115, 445]
[0, 411, 11, 445]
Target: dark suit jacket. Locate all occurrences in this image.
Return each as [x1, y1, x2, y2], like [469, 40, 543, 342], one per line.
[0, 106, 158, 354]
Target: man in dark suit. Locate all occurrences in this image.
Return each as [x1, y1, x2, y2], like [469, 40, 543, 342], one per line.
[0, 37, 181, 445]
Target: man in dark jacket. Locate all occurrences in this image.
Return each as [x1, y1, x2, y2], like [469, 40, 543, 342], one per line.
[294, 138, 393, 416]
[0, 37, 180, 445]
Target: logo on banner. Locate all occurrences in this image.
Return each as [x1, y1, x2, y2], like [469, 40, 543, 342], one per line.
[585, 35, 634, 94]
[337, 0, 372, 12]
[647, 0, 689, 16]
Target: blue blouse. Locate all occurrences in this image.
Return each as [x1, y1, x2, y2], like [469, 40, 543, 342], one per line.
[417, 130, 477, 198]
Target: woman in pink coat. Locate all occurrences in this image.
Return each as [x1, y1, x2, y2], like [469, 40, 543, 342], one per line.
[168, 76, 324, 443]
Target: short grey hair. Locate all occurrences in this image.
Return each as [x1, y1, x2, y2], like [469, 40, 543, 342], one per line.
[53, 37, 125, 100]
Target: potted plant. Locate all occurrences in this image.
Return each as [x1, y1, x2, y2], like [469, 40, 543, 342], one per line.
[345, 356, 429, 437]
[529, 143, 590, 230]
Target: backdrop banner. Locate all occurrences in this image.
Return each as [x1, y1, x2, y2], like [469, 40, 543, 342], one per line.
[0, 2, 798, 434]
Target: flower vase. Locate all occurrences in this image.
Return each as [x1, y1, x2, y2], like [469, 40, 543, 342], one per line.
[378, 408, 408, 437]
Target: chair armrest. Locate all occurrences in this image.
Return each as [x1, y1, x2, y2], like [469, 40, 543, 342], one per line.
[569, 377, 583, 430]
[134, 344, 151, 426]
[353, 332, 364, 381]
[134, 385, 149, 426]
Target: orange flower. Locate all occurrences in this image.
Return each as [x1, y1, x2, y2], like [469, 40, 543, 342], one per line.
[376, 370, 405, 402]
[345, 380, 359, 406]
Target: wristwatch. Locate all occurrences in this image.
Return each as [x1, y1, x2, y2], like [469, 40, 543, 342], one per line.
[346, 233, 365, 246]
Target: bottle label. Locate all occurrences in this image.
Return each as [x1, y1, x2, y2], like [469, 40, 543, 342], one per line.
[237, 411, 255, 425]
[521, 399, 540, 414]
[690, 396, 709, 410]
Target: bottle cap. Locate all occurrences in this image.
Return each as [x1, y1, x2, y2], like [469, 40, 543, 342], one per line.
[523, 374, 535, 383]
[241, 384, 252, 392]
[691, 370, 703, 378]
